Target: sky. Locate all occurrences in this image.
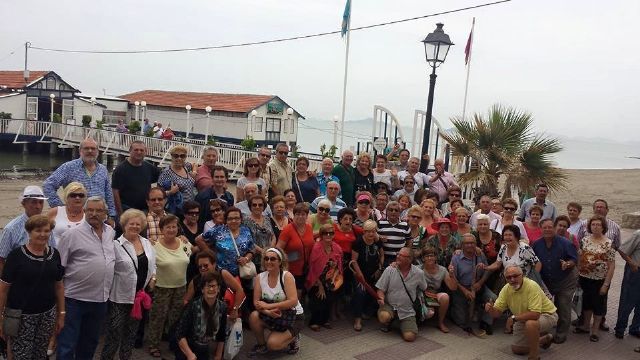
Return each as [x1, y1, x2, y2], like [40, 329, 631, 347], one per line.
[1, 0, 639, 142]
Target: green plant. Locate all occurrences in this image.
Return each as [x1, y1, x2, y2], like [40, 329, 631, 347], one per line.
[207, 137, 217, 146]
[52, 113, 62, 123]
[144, 128, 155, 137]
[320, 144, 338, 159]
[291, 144, 300, 158]
[96, 120, 104, 129]
[440, 103, 567, 199]
[0, 112, 12, 119]
[128, 120, 141, 134]
[82, 115, 92, 127]
[240, 136, 257, 151]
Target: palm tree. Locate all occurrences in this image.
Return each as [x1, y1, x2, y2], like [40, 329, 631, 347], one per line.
[441, 104, 567, 200]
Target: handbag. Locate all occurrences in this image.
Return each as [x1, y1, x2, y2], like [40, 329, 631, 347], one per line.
[223, 318, 243, 360]
[324, 265, 343, 292]
[258, 271, 297, 332]
[398, 268, 427, 322]
[229, 230, 257, 279]
[3, 246, 49, 337]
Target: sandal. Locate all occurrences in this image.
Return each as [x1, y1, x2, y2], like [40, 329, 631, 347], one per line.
[438, 324, 450, 333]
[573, 327, 589, 334]
[589, 334, 599, 342]
[540, 334, 553, 350]
[287, 334, 300, 354]
[353, 323, 363, 332]
[148, 347, 161, 358]
[309, 324, 321, 331]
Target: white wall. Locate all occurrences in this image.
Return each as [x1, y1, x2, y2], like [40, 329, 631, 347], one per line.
[73, 100, 104, 126]
[248, 103, 301, 144]
[144, 107, 248, 141]
[0, 94, 26, 119]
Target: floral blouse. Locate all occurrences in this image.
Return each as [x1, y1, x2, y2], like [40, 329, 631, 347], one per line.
[202, 225, 255, 277]
[497, 243, 539, 276]
[423, 234, 461, 267]
[579, 236, 615, 280]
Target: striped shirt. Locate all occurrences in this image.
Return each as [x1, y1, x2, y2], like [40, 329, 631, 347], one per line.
[577, 218, 621, 249]
[377, 220, 411, 262]
[43, 158, 116, 217]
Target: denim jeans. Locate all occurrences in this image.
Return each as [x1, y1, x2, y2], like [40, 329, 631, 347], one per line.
[56, 298, 108, 360]
[615, 264, 640, 334]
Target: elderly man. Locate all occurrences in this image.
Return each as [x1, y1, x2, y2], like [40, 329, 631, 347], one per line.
[428, 158, 458, 203]
[470, 195, 502, 229]
[266, 143, 293, 197]
[256, 146, 272, 185]
[485, 266, 557, 358]
[377, 201, 411, 265]
[450, 233, 496, 336]
[577, 199, 621, 248]
[0, 185, 53, 273]
[56, 196, 116, 359]
[43, 137, 116, 219]
[145, 187, 168, 244]
[332, 150, 356, 206]
[317, 157, 339, 196]
[195, 165, 234, 226]
[375, 192, 389, 220]
[615, 230, 640, 340]
[376, 247, 428, 342]
[398, 157, 430, 191]
[235, 183, 272, 216]
[531, 218, 578, 343]
[111, 140, 160, 215]
[195, 146, 219, 192]
[517, 183, 557, 222]
[386, 146, 410, 172]
[309, 181, 346, 220]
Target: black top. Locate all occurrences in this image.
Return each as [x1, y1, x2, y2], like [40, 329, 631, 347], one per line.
[354, 170, 375, 195]
[180, 221, 203, 246]
[174, 297, 227, 344]
[111, 160, 160, 211]
[1, 246, 64, 314]
[136, 252, 149, 291]
[351, 235, 382, 284]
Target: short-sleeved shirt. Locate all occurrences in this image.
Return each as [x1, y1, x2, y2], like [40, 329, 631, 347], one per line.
[497, 243, 540, 276]
[424, 235, 461, 267]
[278, 223, 314, 276]
[517, 198, 557, 222]
[377, 220, 411, 262]
[354, 170, 375, 195]
[578, 236, 616, 280]
[333, 224, 359, 254]
[493, 278, 557, 316]
[316, 173, 340, 197]
[154, 240, 192, 288]
[111, 160, 160, 211]
[470, 211, 502, 230]
[375, 265, 427, 320]
[237, 176, 267, 196]
[158, 164, 196, 203]
[450, 252, 488, 288]
[531, 236, 578, 285]
[202, 225, 254, 277]
[398, 171, 430, 189]
[352, 237, 383, 282]
[1, 246, 64, 314]
[620, 230, 640, 264]
[576, 218, 622, 249]
[423, 265, 447, 292]
[309, 196, 346, 221]
[373, 169, 393, 188]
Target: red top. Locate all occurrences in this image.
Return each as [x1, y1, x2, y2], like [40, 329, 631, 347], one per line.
[277, 223, 314, 276]
[524, 223, 542, 243]
[333, 224, 362, 254]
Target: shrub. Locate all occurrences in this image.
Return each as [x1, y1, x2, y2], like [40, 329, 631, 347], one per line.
[241, 136, 257, 151]
[128, 120, 141, 134]
[52, 113, 62, 123]
[82, 115, 92, 127]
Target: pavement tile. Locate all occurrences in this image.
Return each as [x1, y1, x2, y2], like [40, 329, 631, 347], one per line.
[354, 337, 444, 360]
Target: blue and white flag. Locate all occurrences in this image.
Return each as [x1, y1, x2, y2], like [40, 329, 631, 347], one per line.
[341, 0, 351, 38]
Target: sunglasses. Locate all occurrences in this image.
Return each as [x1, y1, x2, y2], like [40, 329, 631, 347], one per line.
[198, 264, 210, 269]
[278, 151, 288, 155]
[247, 163, 259, 168]
[321, 231, 335, 236]
[503, 207, 516, 211]
[186, 211, 199, 216]
[210, 207, 223, 213]
[171, 153, 187, 159]
[68, 193, 86, 199]
[251, 203, 264, 208]
[358, 200, 370, 205]
[264, 256, 280, 262]
[318, 207, 330, 213]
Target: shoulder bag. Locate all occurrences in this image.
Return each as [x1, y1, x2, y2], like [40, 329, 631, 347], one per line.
[397, 268, 427, 322]
[230, 230, 257, 279]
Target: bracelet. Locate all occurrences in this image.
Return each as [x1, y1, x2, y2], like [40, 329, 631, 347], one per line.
[58, 311, 66, 315]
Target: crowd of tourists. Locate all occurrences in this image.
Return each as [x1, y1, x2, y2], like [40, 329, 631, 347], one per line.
[0, 137, 638, 359]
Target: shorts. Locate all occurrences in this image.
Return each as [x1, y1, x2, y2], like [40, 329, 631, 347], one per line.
[377, 304, 418, 334]
[512, 312, 558, 348]
[579, 276, 607, 316]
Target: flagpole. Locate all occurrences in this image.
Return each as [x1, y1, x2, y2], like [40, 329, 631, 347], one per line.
[339, 2, 352, 152]
[462, 18, 475, 120]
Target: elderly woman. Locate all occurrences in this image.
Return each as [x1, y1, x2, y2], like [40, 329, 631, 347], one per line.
[292, 157, 320, 203]
[308, 198, 334, 238]
[354, 153, 375, 195]
[48, 181, 86, 243]
[146, 214, 192, 358]
[421, 246, 457, 333]
[454, 207, 472, 240]
[406, 205, 426, 258]
[554, 215, 579, 250]
[419, 199, 439, 238]
[236, 157, 267, 202]
[333, 208, 360, 300]
[350, 220, 384, 331]
[269, 195, 291, 240]
[175, 272, 228, 360]
[445, 198, 464, 221]
[394, 175, 417, 205]
[249, 248, 304, 356]
[158, 145, 196, 213]
[486, 225, 540, 277]
[101, 209, 156, 360]
[203, 199, 227, 232]
[195, 146, 219, 192]
[283, 189, 297, 219]
[276, 203, 314, 299]
[490, 198, 528, 243]
[354, 192, 378, 227]
[306, 223, 343, 331]
[180, 201, 203, 246]
[523, 205, 543, 242]
[244, 195, 276, 266]
[473, 214, 502, 266]
[423, 218, 460, 267]
[574, 216, 616, 342]
[373, 154, 397, 188]
[0, 215, 64, 359]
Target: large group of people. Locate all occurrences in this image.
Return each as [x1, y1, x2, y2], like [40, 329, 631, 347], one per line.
[0, 137, 638, 359]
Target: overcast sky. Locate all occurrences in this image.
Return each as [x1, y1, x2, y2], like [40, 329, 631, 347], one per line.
[1, 0, 638, 141]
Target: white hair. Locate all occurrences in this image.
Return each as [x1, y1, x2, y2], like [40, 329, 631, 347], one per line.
[318, 199, 332, 209]
[476, 213, 491, 223]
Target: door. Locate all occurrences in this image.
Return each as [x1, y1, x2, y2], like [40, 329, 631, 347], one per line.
[26, 97, 38, 120]
[62, 99, 74, 123]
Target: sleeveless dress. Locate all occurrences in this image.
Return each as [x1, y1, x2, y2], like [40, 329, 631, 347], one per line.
[52, 206, 84, 242]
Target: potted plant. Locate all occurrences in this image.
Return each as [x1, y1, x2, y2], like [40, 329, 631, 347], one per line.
[82, 115, 92, 127]
[128, 120, 141, 134]
[52, 114, 62, 123]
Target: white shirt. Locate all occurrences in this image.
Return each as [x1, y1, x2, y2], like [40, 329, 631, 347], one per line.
[398, 170, 430, 189]
[110, 235, 157, 304]
[469, 210, 502, 230]
[490, 218, 529, 242]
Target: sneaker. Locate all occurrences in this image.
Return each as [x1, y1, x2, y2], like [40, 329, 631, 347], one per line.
[249, 344, 268, 357]
[287, 334, 300, 355]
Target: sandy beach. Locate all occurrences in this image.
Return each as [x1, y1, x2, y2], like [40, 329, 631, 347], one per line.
[0, 169, 638, 228]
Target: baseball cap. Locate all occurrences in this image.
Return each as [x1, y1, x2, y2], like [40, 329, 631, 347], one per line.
[20, 185, 48, 201]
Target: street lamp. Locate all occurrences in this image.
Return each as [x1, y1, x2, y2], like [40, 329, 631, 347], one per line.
[185, 105, 192, 139]
[134, 101, 140, 122]
[332, 115, 339, 149]
[204, 106, 212, 144]
[286, 107, 294, 147]
[140, 101, 147, 124]
[90, 96, 96, 125]
[419, 23, 453, 173]
[49, 93, 55, 122]
[249, 109, 257, 137]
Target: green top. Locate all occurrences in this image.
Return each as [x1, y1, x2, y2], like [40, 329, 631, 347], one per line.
[332, 162, 355, 206]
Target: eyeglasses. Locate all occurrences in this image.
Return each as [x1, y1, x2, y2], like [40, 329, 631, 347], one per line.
[247, 163, 259, 168]
[198, 264, 210, 269]
[68, 193, 86, 199]
[321, 231, 335, 236]
[503, 207, 516, 212]
[148, 197, 164, 202]
[210, 207, 223, 213]
[171, 153, 187, 159]
[318, 207, 330, 213]
[251, 203, 264, 208]
[264, 256, 280, 262]
[505, 274, 522, 280]
[278, 151, 288, 155]
[186, 211, 199, 216]
[449, 193, 461, 198]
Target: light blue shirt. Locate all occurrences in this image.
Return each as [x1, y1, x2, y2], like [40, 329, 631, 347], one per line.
[518, 198, 557, 222]
[0, 213, 56, 258]
[309, 196, 347, 221]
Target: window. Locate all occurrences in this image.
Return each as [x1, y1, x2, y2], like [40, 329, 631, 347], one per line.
[46, 77, 56, 90]
[290, 119, 295, 134]
[59, 84, 65, 91]
[253, 116, 263, 132]
[266, 118, 281, 132]
[282, 119, 288, 133]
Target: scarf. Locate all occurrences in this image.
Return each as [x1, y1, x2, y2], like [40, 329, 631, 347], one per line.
[193, 297, 221, 346]
[305, 241, 343, 289]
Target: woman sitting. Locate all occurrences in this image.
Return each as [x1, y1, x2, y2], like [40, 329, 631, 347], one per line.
[421, 246, 457, 333]
[350, 220, 384, 331]
[174, 272, 228, 360]
[423, 218, 460, 267]
[249, 248, 304, 356]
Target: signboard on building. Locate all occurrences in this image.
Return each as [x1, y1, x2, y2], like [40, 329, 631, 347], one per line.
[267, 103, 283, 115]
[373, 137, 387, 153]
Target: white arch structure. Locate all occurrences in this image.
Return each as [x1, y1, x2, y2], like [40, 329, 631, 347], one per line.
[371, 105, 406, 152]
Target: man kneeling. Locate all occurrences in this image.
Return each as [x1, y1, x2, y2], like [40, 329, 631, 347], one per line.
[485, 265, 557, 359]
[375, 247, 427, 342]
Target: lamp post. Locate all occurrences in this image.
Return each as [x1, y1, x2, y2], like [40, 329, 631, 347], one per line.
[419, 23, 453, 174]
[249, 109, 257, 138]
[185, 105, 192, 140]
[134, 101, 140, 122]
[286, 107, 294, 148]
[332, 115, 339, 149]
[140, 101, 147, 124]
[49, 94, 55, 122]
[204, 106, 212, 144]
[90, 96, 96, 126]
